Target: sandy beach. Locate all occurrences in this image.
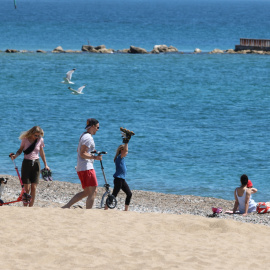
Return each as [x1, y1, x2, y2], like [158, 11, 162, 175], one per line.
[1, 175, 270, 269]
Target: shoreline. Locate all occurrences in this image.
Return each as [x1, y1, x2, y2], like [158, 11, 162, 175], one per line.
[1, 174, 270, 227]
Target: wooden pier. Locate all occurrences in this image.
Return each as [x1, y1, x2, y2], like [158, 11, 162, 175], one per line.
[235, 38, 270, 51]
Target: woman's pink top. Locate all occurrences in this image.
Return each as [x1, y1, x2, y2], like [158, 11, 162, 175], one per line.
[21, 137, 45, 160]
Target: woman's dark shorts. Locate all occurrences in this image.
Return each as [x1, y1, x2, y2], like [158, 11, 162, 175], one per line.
[21, 159, 40, 184]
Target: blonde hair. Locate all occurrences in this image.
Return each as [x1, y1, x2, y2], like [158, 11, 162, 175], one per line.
[114, 144, 124, 162]
[19, 126, 44, 140]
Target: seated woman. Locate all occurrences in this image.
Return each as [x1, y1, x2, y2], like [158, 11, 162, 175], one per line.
[233, 174, 257, 216]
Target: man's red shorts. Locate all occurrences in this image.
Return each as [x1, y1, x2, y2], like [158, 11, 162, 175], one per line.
[77, 169, 98, 189]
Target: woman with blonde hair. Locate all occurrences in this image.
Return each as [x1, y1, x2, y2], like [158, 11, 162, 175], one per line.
[10, 126, 50, 207]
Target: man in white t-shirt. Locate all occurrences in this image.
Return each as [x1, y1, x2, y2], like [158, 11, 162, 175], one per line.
[62, 118, 102, 209]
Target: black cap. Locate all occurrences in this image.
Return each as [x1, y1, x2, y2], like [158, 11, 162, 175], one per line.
[85, 118, 99, 129]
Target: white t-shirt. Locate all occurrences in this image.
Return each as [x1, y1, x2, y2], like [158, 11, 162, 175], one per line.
[76, 132, 95, 172]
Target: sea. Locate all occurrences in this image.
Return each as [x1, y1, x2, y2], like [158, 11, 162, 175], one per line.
[0, 0, 270, 202]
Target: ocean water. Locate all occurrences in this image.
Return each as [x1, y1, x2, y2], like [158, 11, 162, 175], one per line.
[0, 0, 270, 202]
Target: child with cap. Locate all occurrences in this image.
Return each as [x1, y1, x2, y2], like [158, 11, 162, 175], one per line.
[247, 179, 257, 194]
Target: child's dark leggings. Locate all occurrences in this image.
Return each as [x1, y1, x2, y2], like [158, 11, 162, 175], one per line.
[112, 177, 132, 205]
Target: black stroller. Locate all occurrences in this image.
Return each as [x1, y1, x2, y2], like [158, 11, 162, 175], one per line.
[91, 151, 117, 209]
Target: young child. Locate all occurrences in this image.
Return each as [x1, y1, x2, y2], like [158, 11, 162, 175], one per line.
[248, 179, 270, 214]
[105, 128, 134, 211]
[247, 179, 257, 194]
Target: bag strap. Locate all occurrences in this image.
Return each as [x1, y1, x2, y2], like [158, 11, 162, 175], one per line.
[23, 139, 38, 155]
[79, 131, 89, 142]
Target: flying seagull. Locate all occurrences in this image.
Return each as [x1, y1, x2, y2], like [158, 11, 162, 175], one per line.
[68, 84, 86, 95]
[61, 68, 76, 84]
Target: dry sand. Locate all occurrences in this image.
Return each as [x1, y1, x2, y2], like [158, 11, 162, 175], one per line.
[1, 175, 270, 269]
[1, 207, 270, 270]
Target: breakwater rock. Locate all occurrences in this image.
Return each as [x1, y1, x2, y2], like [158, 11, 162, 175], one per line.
[2, 45, 270, 55]
[151, 45, 178, 54]
[5, 49, 19, 53]
[81, 45, 113, 53]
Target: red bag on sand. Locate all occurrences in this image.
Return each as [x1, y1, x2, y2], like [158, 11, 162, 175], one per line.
[212, 207, 222, 214]
[256, 202, 270, 214]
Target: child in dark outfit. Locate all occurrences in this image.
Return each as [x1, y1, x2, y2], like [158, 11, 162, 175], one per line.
[105, 129, 133, 211]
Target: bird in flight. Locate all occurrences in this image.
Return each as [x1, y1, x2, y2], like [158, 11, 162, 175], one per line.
[61, 68, 76, 84]
[68, 84, 86, 95]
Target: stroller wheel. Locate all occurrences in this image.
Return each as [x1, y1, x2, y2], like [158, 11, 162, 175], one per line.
[101, 191, 109, 208]
[106, 195, 117, 209]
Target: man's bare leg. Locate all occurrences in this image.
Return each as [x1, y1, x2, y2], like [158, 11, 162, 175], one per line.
[86, 186, 97, 209]
[62, 186, 97, 209]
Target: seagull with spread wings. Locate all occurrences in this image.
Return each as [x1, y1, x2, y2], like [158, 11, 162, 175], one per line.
[68, 84, 86, 95]
[61, 68, 76, 84]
